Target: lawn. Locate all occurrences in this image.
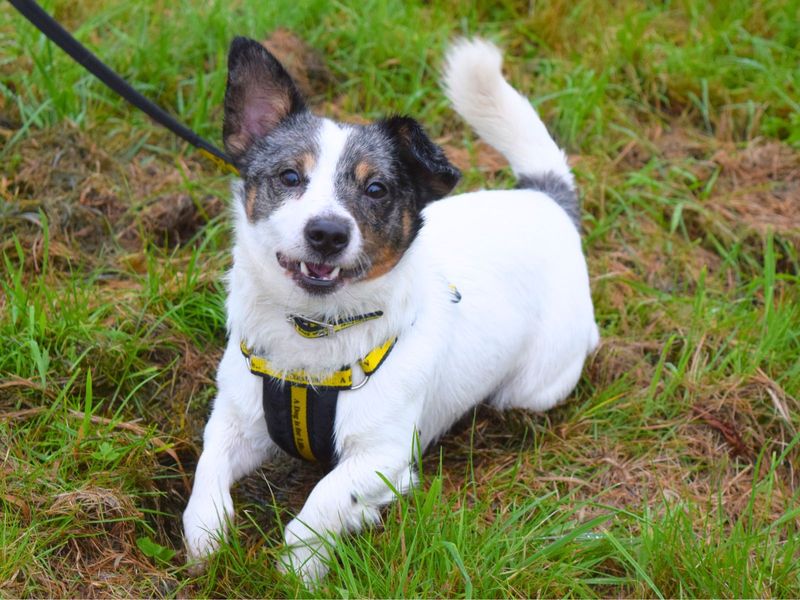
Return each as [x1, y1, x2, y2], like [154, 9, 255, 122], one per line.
[1, 0, 799, 597]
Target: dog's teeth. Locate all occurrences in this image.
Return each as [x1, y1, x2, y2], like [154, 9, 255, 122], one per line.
[299, 262, 309, 276]
[330, 266, 341, 279]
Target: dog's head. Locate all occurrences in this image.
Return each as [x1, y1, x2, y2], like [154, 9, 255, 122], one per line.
[223, 37, 460, 297]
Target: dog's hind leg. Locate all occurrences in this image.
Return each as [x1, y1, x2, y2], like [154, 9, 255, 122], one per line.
[183, 341, 276, 568]
[491, 349, 588, 413]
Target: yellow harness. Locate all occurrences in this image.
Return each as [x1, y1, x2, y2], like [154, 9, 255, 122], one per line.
[242, 286, 460, 464]
[240, 329, 396, 464]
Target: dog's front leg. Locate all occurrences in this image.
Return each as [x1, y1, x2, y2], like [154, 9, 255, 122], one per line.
[280, 439, 417, 583]
[183, 342, 274, 568]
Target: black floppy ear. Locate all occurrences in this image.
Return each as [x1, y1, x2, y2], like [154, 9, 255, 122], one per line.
[381, 116, 460, 204]
[223, 37, 306, 164]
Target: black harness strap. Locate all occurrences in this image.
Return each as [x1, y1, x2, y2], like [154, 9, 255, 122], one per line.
[241, 337, 397, 466]
[262, 379, 338, 465]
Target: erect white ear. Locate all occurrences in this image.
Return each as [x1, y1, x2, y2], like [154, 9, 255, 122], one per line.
[222, 37, 306, 164]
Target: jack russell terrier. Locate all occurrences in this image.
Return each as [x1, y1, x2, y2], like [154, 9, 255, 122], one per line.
[183, 36, 599, 582]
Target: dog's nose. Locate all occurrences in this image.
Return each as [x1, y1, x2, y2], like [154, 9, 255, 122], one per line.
[304, 217, 351, 257]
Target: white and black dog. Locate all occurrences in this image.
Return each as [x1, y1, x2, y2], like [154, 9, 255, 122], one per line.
[183, 37, 599, 581]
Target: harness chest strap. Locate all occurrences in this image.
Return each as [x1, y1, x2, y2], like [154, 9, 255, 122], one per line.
[240, 337, 397, 464]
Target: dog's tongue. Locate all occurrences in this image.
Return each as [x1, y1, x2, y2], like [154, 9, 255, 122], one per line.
[307, 262, 334, 278]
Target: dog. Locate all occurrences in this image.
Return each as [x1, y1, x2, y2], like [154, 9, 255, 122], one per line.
[182, 36, 599, 582]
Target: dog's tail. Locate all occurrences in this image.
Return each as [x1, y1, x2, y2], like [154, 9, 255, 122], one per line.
[442, 38, 579, 227]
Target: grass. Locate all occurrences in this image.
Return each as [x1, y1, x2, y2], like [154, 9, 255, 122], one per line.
[1, 0, 799, 597]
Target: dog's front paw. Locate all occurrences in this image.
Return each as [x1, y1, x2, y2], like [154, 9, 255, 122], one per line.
[185, 553, 209, 577]
[182, 494, 232, 569]
[183, 522, 220, 576]
[277, 544, 330, 586]
[278, 518, 332, 585]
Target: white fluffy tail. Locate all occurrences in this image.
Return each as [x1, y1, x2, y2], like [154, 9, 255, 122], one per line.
[442, 38, 573, 186]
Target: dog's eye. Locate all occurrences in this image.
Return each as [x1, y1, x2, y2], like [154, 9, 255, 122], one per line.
[365, 182, 388, 199]
[279, 169, 302, 187]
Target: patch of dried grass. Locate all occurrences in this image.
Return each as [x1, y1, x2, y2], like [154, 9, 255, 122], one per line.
[262, 29, 334, 100]
[441, 139, 508, 175]
[708, 141, 800, 235]
[2, 125, 224, 269]
[585, 338, 659, 390]
[609, 125, 799, 244]
[32, 487, 175, 598]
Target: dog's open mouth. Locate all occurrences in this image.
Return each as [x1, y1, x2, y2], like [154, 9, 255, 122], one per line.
[277, 253, 359, 293]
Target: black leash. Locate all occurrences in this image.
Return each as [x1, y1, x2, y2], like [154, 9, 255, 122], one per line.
[7, 0, 238, 174]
